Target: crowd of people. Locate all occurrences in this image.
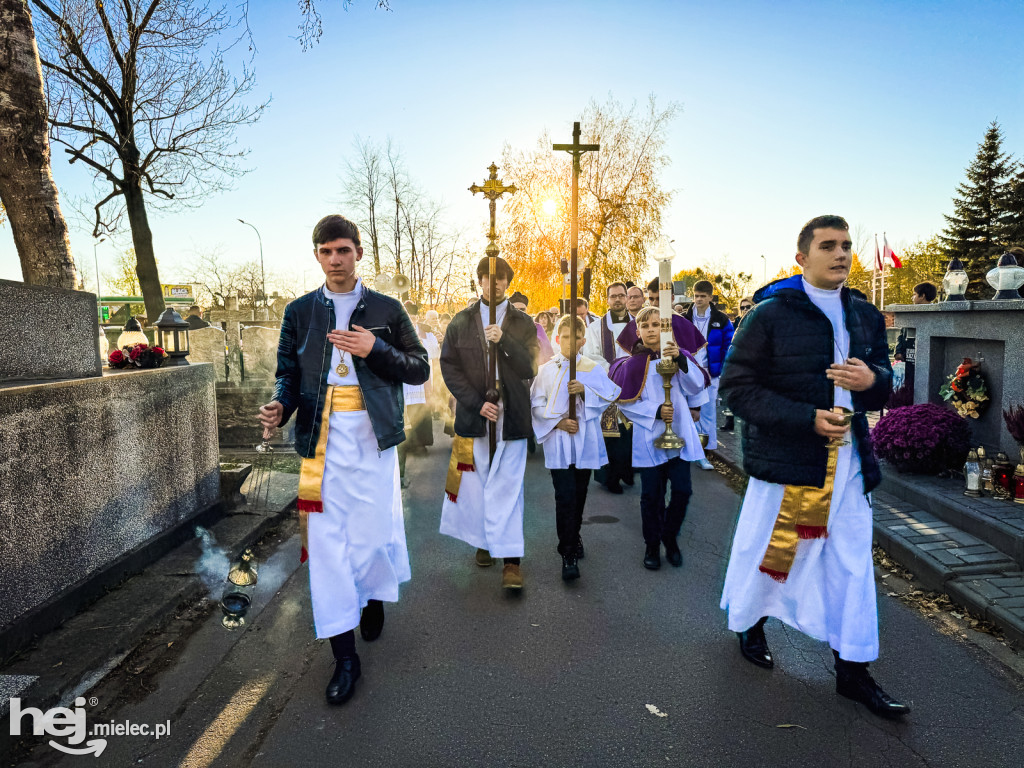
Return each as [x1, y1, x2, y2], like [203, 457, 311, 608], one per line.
[259, 213, 907, 721]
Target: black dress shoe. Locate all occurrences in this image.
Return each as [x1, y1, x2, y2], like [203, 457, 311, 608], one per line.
[575, 535, 585, 560]
[604, 481, 624, 494]
[623, 474, 635, 487]
[643, 543, 661, 570]
[836, 663, 910, 719]
[326, 655, 361, 705]
[737, 618, 773, 669]
[663, 538, 682, 568]
[561, 554, 580, 581]
[359, 600, 384, 642]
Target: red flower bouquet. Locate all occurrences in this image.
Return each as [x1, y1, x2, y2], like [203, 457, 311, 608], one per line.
[108, 342, 168, 370]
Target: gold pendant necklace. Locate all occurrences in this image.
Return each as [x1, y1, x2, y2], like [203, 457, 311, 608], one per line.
[336, 354, 349, 377]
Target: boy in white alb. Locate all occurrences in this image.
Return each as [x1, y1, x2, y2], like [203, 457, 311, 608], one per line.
[612, 306, 711, 571]
[531, 315, 621, 581]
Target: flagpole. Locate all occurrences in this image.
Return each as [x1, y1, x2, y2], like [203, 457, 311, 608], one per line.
[880, 231, 887, 308]
[872, 233, 878, 307]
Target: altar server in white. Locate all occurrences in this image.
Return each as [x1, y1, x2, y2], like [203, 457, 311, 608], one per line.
[532, 315, 621, 581]
[439, 256, 539, 591]
[259, 215, 429, 707]
[718, 215, 907, 719]
[612, 306, 711, 571]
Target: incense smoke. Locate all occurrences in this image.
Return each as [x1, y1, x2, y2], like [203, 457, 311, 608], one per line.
[194, 525, 230, 593]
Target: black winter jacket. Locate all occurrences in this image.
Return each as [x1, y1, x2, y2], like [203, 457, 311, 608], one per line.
[719, 275, 892, 492]
[440, 300, 539, 440]
[273, 284, 430, 457]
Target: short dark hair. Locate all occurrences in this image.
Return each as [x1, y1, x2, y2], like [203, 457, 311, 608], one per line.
[693, 280, 714, 295]
[913, 282, 937, 301]
[312, 214, 361, 247]
[575, 297, 589, 308]
[606, 281, 627, 296]
[476, 256, 514, 282]
[797, 215, 849, 254]
[646, 277, 659, 293]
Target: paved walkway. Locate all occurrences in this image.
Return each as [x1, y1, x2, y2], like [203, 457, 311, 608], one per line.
[16, 429, 1024, 768]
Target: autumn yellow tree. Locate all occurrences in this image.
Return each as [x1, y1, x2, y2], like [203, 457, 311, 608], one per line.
[672, 258, 754, 312]
[498, 96, 678, 314]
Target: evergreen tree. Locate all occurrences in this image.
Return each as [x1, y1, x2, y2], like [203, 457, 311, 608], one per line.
[940, 121, 1014, 297]
[1001, 162, 1024, 247]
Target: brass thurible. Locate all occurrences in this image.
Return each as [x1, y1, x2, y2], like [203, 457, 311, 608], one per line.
[221, 549, 258, 630]
[653, 357, 686, 451]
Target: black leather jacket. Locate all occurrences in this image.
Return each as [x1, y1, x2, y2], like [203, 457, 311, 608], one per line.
[273, 284, 430, 457]
[719, 275, 892, 493]
[440, 300, 539, 440]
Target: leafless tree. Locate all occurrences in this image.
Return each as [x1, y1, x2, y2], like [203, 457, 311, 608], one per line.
[341, 136, 386, 273]
[296, 0, 391, 50]
[31, 0, 267, 321]
[0, 0, 77, 288]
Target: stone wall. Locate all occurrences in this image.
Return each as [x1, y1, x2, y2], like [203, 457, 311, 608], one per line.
[1, 280, 101, 383]
[890, 300, 1024, 455]
[0, 364, 219, 635]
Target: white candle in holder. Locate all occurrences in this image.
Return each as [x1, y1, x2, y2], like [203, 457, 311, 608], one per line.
[653, 237, 676, 349]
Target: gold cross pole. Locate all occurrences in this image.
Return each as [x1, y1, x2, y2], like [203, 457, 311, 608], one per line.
[553, 122, 599, 420]
[469, 162, 517, 461]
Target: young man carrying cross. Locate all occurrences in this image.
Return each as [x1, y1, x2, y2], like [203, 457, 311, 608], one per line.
[439, 256, 539, 590]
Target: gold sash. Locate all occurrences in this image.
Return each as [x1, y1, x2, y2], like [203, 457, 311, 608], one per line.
[444, 436, 476, 502]
[297, 385, 365, 563]
[758, 446, 840, 582]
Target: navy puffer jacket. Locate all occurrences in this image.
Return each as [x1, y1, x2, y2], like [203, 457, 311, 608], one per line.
[719, 275, 892, 492]
[683, 306, 734, 378]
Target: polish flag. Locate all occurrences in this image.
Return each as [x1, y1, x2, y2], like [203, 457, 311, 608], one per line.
[874, 236, 882, 271]
[883, 234, 903, 268]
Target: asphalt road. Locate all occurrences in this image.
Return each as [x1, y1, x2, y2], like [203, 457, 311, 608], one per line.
[23, 429, 1024, 768]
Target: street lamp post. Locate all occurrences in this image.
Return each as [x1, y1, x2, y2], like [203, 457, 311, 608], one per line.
[238, 219, 265, 310]
[760, 254, 766, 285]
[94, 237, 105, 315]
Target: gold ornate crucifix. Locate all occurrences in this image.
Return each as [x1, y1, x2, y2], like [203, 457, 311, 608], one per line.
[469, 162, 516, 459]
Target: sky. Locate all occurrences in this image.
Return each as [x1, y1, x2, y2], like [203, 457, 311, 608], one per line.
[4, 0, 1024, 293]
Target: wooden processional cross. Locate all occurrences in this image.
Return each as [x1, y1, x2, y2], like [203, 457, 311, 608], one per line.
[553, 122, 599, 420]
[469, 163, 517, 460]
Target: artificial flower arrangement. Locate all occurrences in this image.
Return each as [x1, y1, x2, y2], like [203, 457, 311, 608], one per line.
[872, 402, 971, 475]
[108, 342, 168, 370]
[938, 357, 989, 419]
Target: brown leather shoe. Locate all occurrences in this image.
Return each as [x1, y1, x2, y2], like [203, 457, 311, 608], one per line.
[501, 563, 523, 589]
[475, 548, 494, 567]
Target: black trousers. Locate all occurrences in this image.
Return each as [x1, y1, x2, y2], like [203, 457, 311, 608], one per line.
[551, 466, 591, 555]
[638, 457, 692, 545]
[595, 424, 633, 486]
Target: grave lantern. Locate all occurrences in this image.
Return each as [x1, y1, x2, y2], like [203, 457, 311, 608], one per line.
[993, 452, 1014, 499]
[116, 315, 148, 348]
[986, 252, 1024, 300]
[154, 308, 191, 366]
[1014, 464, 1024, 505]
[942, 257, 969, 302]
[963, 449, 982, 497]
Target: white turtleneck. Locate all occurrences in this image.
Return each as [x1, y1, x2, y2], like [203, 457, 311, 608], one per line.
[323, 279, 363, 385]
[480, 298, 509, 382]
[802, 278, 853, 411]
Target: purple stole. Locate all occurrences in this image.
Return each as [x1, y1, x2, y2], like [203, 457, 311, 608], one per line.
[610, 346, 709, 402]
[615, 314, 707, 359]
